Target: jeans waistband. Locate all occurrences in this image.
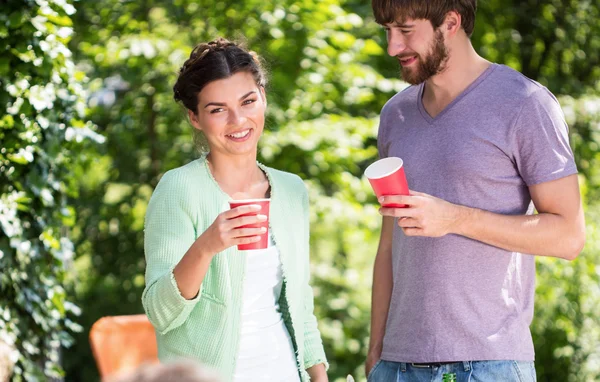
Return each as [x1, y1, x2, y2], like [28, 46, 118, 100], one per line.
[400, 361, 472, 372]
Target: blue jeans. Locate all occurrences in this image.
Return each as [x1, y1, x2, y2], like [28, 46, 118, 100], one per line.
[367, 360, 537, 382]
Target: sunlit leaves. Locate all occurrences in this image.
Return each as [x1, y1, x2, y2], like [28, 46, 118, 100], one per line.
[0, 0, 99, 380]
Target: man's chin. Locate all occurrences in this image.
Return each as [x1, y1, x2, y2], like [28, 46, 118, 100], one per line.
[400, 69, 423, 85]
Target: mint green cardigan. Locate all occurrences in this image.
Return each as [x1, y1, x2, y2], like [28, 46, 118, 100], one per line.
[142, 157, 328, 381]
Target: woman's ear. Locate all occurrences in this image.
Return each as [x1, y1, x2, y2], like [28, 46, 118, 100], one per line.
[260, 86, 267, 105]
[188, 109, 202, 131]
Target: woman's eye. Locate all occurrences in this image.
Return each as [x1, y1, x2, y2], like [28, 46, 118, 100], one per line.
[242, 99, 256, 105]
[209, 108, 224, 114]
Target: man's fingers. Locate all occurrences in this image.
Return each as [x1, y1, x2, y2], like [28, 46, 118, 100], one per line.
[397, 217, 419, 228]
[378, 194, 414, 206]
[379, 207, 417, 218]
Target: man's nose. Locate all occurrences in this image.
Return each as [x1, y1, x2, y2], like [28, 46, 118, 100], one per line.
[387, 34, 407, 57]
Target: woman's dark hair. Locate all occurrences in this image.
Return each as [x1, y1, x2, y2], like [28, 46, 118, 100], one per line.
[173, 38, 267, 114]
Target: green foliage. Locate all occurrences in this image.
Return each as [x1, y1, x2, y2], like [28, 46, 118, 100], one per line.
[2, 0, 598, 381]
[475, 0, 600, 95]
[531, 95, 600, 381]
[63, 2, 399, 380]
[0, 0, 101, 380]
[63, 1, 600, 382]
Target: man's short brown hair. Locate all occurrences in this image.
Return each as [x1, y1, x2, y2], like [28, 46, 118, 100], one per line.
[371, 0, 477, 37]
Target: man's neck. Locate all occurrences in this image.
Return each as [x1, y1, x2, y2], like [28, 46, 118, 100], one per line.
[422, 42, 491, 116]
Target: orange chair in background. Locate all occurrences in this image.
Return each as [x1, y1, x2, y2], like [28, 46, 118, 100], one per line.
[89, 314, 159, 378]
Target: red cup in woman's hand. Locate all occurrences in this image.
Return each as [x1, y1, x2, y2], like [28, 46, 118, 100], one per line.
[228, 198, 270, 250]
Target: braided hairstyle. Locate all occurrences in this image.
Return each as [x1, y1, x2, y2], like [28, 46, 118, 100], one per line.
[173, 38, 267, 114]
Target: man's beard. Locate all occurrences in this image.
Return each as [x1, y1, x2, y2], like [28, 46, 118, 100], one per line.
[398, 29, 448, 85]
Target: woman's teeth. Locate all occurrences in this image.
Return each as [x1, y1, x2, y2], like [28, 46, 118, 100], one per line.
[227, 130, 250, 138]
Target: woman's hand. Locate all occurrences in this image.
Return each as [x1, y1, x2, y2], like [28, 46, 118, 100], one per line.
[306, 363, 328, 382]
[196, 204, 267, 256]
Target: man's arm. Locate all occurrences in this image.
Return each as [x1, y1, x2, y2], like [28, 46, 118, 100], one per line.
[379, 174, 585, 260]
[366, 216, 394, 376]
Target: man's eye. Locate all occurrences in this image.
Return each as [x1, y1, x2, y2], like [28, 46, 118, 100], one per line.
[243, 99, 256, 105]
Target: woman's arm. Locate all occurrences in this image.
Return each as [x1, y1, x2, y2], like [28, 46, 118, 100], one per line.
[306, 363, 328, 382]
[173, 205, 267, 299]
[142, 172, 267, 334]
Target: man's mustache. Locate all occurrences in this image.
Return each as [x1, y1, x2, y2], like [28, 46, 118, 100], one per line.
[396, 53, 418, 60]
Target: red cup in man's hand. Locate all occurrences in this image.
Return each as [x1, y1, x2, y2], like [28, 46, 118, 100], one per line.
[364, 157, 409, 208]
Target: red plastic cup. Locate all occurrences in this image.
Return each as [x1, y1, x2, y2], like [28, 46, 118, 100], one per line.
[364, 157, 409, 208]
[228, 198, 270, 250]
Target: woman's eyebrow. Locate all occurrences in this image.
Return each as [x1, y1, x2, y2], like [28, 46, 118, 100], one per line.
[204, 91, 256, 108]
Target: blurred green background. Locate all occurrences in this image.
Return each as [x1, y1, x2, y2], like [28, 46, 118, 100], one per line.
[1, 0, 600, 381]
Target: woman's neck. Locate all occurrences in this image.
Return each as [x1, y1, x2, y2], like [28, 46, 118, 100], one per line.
[206, 151, 269, 199]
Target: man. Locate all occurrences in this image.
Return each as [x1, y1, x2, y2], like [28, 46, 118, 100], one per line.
[366, 0, 586, 381]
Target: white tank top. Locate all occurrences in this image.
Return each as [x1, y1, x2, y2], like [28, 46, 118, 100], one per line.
[233, 235, 301, 382]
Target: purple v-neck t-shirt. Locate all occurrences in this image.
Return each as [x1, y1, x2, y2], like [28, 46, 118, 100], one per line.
[377, 64, 577, 363]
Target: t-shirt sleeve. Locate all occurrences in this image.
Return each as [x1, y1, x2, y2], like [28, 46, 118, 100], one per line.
[377, 106, 390, 159]
[512, 87, 578, 186]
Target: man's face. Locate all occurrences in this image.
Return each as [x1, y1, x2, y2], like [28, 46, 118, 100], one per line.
[384, 18, 448, 85]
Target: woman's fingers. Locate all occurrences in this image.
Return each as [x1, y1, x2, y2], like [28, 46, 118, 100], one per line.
[235, 235, 262, 245]
[208, 207, 269, 250]
[225, 214, 267, 230]
[231, 227, 266, 238]
[222, 204, 262, 219]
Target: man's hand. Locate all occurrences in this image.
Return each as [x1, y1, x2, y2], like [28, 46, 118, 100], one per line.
[365, 351, 380, 378]
[378, 191, 467, 237]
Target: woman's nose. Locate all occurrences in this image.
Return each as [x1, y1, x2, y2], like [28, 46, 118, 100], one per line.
[228, 108, 247, 126]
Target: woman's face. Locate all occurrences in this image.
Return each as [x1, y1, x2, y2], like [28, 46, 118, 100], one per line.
[189, 71, 266, 158]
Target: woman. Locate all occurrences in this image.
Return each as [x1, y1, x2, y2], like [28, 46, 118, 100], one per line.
[142, 38, 328, 382]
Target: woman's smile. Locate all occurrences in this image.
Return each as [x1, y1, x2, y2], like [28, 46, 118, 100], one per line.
[225, 128, 252, 141]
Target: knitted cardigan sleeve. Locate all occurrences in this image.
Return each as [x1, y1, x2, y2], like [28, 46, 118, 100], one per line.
[141, 170, 201, 335]
[300, 185, 329, 370]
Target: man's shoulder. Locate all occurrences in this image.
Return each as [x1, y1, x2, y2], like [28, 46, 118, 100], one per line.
[490, 64, 553, 102]
[381, 84, 420, 114]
